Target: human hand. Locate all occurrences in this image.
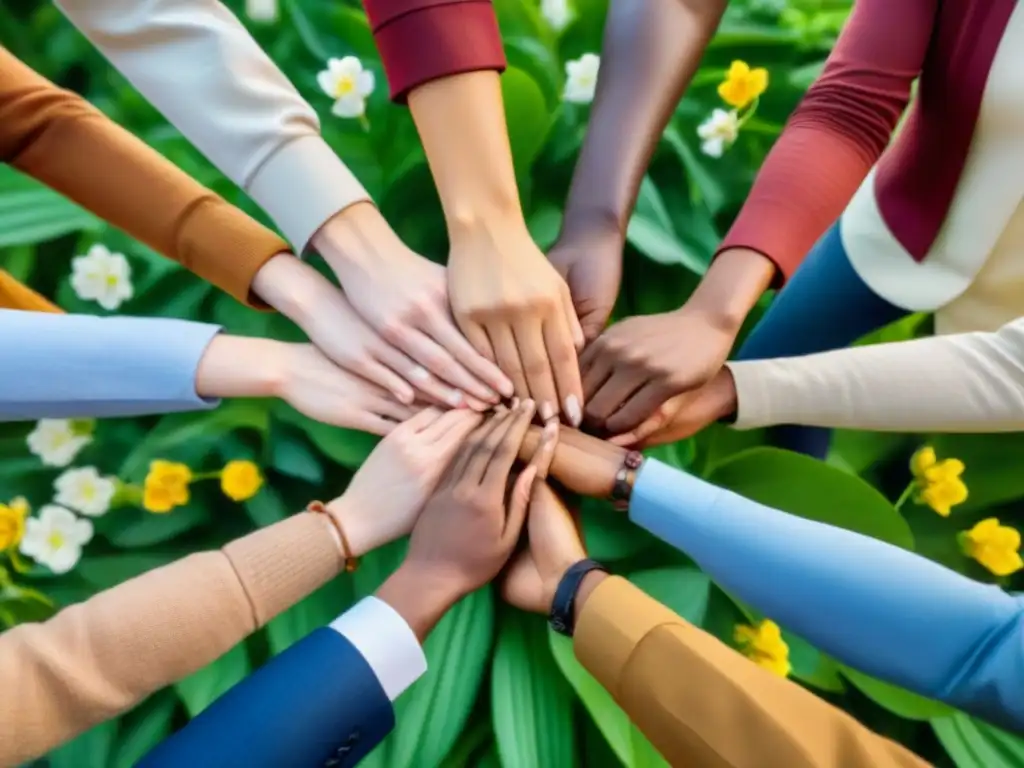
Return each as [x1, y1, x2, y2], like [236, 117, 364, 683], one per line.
[325, 407, 483, 558]
[609, 367, 738, 448]
[546, 222, 624, 345]
[398, 400, 559, 608]
[252, 252, 479, 409]
[517, 425, 628, 499]
[579, 305, 738, 435]
[194, 335, 416, 434]
[502, 482, 587, 614]
[313, 203, 513, 410]
[448, 219, 586, 425]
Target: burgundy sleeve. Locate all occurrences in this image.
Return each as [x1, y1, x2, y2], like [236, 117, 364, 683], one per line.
[717, 0, 938, 282]
[362, 0, 507, 103]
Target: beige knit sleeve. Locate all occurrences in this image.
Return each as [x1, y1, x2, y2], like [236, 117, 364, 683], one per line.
[726, 316, 1024, 433]
[0, 512, 343, 766]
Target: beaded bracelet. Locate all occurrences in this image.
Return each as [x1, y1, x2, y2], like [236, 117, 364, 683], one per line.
[307, 500, 360, 573]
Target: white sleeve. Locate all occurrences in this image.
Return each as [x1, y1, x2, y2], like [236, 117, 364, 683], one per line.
[56, 0, 371, 252]
[726, 315, 1024, 433]
[329, 597, 427, 701]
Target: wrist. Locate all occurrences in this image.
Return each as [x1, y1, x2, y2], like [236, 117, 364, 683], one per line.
[250, 252, 331, 328]
[682, 247, 775, 334]
[310, 201, 399, 276]
[194, 335, 287, 400]
[375, 562, 463, 643]
[558, 205, 626, 249]
[446, 200, 527, 248]
[324, 495, 377, 558]
[709, 366, 739, 424]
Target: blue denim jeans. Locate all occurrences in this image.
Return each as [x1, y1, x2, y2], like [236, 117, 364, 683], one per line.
[734, 222, 909, 459]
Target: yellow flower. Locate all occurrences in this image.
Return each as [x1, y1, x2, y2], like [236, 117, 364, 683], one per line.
[0, 497, 29, 551]
[143, 460, 192, 514]
[221, 460, 263, 502]
[718, 60, 769, 109]
[734, 618, 791, 678]
[910, 446, 968, 517]
[959, 518, 1024, 577]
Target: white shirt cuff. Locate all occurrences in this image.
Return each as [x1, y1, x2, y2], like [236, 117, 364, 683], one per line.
[328, 596, 427, 701]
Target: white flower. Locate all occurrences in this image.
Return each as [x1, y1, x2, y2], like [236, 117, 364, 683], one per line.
[317, 57, 375, 119]
[697, 108, 740, 158]
[70, 244, 133, 311]
[245, 0, 278, 21]
[54, 467, 116, 517]
[19, 505, 93, 575]
[563, 53, 600, 104]
[27, 419, 91, 468]
[540, 0, 574, 32]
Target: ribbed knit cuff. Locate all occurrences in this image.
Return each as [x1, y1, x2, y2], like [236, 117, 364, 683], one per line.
[246, 135, 371, 256]
[369, 1, 507, 103]
[179, 197, 289, 309]
[725, 360, 780, 431]
[223, 512, 345, 627]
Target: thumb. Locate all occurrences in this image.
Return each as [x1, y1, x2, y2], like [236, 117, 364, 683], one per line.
[504, 465, 537, 542]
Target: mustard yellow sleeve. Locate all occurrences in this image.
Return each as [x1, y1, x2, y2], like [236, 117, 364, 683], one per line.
[574, 576, 930, 768]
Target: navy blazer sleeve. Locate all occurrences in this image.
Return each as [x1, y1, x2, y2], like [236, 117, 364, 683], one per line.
[139, 628, 395, 768]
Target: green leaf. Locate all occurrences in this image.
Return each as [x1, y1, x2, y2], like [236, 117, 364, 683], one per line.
[491, 611, 576, 768]
[48, 719, 118, 768]
[502, 66, 553, 179]
[365, 588, 496, 768]
[243, 483, 291, 528]
[932, 712, 1024, 767]
[265, 577, 354, 655]
[628, 567, 711, 625]
[77, 552, 180, 591]
[105, 505, 211, 548]
[706, 447, 914, 549]
[111, 691, 179, 768]
[627, 178, 709, 274]
[0, 167, 101, 247]
[930, 432, 1024, 514]
[840, 666, 953, 720]
[275, 403, 379, 469]
[581, 497, 658, 561]
[175, 642, 251, 717]
[269, 428, 324, 484]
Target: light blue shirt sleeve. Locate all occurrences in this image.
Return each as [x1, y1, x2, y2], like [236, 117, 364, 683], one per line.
[0, 310, 222, 421]
[629, 458, 1024, 730]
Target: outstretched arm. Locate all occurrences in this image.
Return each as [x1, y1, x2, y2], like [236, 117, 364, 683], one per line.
[550, 0, 727, 340]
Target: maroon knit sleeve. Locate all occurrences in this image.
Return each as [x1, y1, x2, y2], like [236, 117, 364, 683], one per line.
[362, 0, 507, 103]
[716, 0, 937, 282]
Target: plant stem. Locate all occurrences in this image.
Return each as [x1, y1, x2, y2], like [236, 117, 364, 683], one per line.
[190, 471, 222, 482]
[894, 481, 916, 511]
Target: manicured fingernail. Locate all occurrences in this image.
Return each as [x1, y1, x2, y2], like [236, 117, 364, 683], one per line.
[520, 398, 535, 413]
[539, 401, 556, 422]
[498, 378, 515, 398]
[446, 390, 464, 408]
[564, 395, 582, 427]
[465, 395, 488, 412]
[542, 421, 559, 441]
[510, 397, 521, 410]
[409, 366, 429, 382]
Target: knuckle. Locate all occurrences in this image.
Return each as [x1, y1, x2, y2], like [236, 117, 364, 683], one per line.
[378, 320, 405, 345]
[522, 357, 550, 380]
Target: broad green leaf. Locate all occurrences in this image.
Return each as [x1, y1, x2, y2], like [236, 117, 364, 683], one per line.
[48, 719, 117, 768]
[841, 666, 953, 721]
[581, 497, 658, 561]
[932, 713, 1024, 767]
[492, 611, 576, 768]
[175, 642, 251, 717]
[77, 552, 180, 592]
[0, 167, 101, 247]
[243, 483, 292, 528]
[265, 577, 354, 655]
[502, 66, 553, 178]
[275, 403, 379, 469]
[706, 447, 915, 549]
[105, 504, 211, 548]
[930, 432, 1024, 514]
[111, 691, 179, 768]
[627, 179, 708, 275]
[628, 567, 712, 625]
[269, 427, 325, 485]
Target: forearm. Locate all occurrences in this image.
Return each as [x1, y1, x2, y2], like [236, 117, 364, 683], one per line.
[0, 512, 344, 765]
[573, 577, 930, 767]
[560, 0, 726, 240]
[629, 459, 1024, 729]
[0, 49, 288, 305]
[408, 71, 524, 238]
[56, 0, 369, 252]
[0, 311, 225, 421]
[727, 317, 1024, 432]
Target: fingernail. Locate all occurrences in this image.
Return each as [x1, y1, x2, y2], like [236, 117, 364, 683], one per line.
[542, 421, 559, 441]
[499, 378, 515, 398]
[510, 396, 521, 410]
[409, 366, 430, 382]
[465, 395, 489, 412]
[520, 398, 536, 413]
[446, 390, 464, 408]
[539, 401, 556, 422]
[564, 395, 582, 427]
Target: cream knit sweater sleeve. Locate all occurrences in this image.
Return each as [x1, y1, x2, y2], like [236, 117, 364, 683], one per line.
[726, 315, 1024, 432]
[0, 512, 343, 767]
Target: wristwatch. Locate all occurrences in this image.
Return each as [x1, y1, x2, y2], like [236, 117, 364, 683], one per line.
[549, 558, 608, 637]
[610, 450, 644, 512]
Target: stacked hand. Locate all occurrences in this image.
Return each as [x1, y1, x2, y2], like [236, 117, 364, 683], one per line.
[448, 219, 585, 426]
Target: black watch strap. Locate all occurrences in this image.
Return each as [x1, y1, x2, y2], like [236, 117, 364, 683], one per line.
[549, 559, 608, 637]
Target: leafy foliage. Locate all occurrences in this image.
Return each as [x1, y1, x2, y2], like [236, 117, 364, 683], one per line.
[1, 1, 1022, 766]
